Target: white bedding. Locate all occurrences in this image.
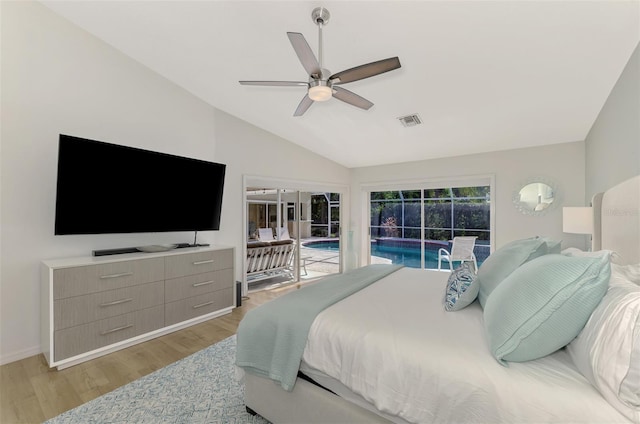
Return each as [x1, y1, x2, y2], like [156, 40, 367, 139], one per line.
[301, 267, 629, 424]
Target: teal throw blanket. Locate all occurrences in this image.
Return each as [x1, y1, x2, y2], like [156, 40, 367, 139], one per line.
[235, 264, 403, 391]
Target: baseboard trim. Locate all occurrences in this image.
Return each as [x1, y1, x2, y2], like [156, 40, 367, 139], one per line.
[0, 345, 42, 366]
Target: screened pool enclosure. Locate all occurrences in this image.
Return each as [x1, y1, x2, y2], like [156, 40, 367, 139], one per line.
[369, 186, 491, 269]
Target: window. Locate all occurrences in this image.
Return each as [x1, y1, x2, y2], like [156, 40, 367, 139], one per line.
[369, 185, 491, 269]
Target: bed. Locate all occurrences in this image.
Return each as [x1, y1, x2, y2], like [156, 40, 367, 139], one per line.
[236, 175, 640, 424]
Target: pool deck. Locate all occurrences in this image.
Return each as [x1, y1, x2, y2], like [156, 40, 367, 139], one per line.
[299, 237, 391, 275]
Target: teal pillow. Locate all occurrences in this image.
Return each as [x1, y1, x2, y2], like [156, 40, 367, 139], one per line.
[444, 263, 478, 311]
[484, 253, 611, 364]
[542, 237, 562, 254]
[477, 237, 549, 308]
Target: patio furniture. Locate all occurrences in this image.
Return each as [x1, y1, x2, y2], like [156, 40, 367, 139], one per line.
[438, 236, 478, 272]
[258, 228, 274, 241]
[278, 226, 291, 240]
[247, 241, 273, 277]
[246, 239, 295, 282]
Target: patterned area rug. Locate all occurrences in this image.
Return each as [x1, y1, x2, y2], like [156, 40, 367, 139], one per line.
[46, 336, 269, 424]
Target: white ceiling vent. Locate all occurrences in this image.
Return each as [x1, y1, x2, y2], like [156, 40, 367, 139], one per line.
[397, 114, 422, 127]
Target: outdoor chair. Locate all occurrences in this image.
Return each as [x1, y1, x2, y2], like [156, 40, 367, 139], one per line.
[438, 236, 478, 272]
[246, 241, 273, 276]
[278, 226, 291, 240]
[258, 228, 274, 241]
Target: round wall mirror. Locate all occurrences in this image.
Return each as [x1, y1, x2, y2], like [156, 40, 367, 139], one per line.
[513, 180, 557, 215]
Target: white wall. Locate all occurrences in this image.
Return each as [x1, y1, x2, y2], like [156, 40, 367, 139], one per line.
[1, 1, 219, 364]
[0, 2, 350, 364]
[585, 42, 640, 199]
[350, 142, 586, 264]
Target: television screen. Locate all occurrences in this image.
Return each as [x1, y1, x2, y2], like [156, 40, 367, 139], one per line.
[54, 134, 226, 235]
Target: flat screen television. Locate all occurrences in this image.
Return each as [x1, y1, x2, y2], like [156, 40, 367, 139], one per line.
[54, 134, 226, 235]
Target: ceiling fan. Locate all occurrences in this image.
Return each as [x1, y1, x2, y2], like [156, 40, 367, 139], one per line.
[239, 7, 401, 117]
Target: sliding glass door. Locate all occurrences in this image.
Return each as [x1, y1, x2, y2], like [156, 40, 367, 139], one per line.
[311, 193, 340, 237]
[369, 183, 492, 270]
[247, 201, 280, 239]
[244, 183, 345, 293]
[370, 190, 422, 267]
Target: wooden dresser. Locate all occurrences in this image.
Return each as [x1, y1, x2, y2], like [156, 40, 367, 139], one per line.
[41, 246, 234, 369]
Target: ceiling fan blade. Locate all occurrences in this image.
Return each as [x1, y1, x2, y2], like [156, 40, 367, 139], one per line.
[239, 81, 308, 87]
[329, 57, 401, 85]
[287, 32, 321, 77]
[293, 94, 314, 116]
[332, 86, 373, 110]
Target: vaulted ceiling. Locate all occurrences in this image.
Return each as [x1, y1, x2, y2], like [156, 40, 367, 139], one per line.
[41, 1, 639, 168]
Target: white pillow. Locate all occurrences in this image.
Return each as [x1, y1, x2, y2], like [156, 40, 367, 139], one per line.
[566, 262, 640, 423]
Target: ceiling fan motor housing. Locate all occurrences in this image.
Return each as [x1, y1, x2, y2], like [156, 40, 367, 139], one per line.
[309, 68, 332, 84]
[308, 70, 333, 102]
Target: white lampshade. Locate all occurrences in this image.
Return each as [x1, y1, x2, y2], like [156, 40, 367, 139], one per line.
[308, 85, 332, 102]
[563, 207, 593, 234]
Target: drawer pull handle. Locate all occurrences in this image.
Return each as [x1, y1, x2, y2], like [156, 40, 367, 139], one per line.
[100, 324, 133, 335]
[99, 298, 133, 307]
[100, 272, 133, 280]
[193, 301, 214, 309]
[192, 260, 214, 265]
[192, 280, 214, 287]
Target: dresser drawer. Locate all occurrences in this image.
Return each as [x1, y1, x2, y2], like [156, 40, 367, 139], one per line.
[54, 305, 164, 361]
[53, 257, 165, 300]
[164, 249, 233, 279]
[53, 281, 164, 331]
[164, 268, 233, 303]
[42, 246, 235, 369]
[165, 288, 233, 326]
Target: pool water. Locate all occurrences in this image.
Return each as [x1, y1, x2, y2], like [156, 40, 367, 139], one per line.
[304, 240, 469, 269]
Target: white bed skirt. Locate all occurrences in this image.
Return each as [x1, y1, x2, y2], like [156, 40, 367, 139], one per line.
[243, 371, 392, 423]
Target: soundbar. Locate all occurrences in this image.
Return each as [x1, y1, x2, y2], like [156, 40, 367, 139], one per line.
[92, 247, 139, 257]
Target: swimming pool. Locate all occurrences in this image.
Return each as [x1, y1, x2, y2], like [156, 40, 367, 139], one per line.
[303, 240, 485, 269]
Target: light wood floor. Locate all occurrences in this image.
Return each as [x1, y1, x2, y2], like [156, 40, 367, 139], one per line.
[0, 283, 299, 424]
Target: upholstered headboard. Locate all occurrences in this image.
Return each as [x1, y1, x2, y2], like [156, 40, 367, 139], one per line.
[592, 175, 640, 264]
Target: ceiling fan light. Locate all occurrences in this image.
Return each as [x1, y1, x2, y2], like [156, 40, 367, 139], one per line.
[308, 85, 332, 102]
